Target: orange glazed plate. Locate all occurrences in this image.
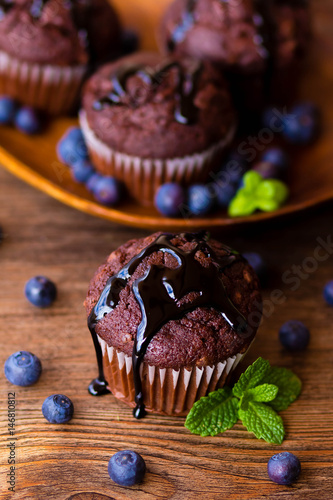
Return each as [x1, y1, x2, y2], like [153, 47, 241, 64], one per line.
[0, 0, 332, 230]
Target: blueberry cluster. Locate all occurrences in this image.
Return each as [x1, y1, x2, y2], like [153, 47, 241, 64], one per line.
[263, 102, 320, 145]
[57, 128, 123, 207]
[154, 146, 289, 218]
[4, 349, 74, 424]
[0, 95, 41, 134]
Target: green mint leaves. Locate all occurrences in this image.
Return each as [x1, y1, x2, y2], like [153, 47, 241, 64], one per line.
[185, 357, 301, 445]
[185, 387, 238, 437]
[228, 171, 289, 217]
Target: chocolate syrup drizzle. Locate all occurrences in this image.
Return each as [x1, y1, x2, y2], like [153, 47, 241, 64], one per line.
[93, 60, 203, 126]
[30, 0, 49, 18]
[88, 232, 249, 419]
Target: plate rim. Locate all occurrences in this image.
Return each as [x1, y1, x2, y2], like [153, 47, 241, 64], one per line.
[1, 141, 332, 231]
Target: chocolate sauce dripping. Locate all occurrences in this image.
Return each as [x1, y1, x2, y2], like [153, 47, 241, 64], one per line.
[167, 0, 197, 52]
[93, 60, 203, 126]
[88, 232, 249, 419]
[30, 0, 51, 18]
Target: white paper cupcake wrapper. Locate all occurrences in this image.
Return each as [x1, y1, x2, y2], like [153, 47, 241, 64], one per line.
[0, 50, 86, 115]
[97, 336, 248, 416]
[79, 110, 235, 206]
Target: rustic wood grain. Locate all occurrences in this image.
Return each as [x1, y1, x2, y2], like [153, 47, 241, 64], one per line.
[1, 165, 333, 500]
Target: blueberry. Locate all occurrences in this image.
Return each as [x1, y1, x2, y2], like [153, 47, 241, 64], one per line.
[293, 101, 320, 118]
[108, 450, 146, 486]
[57, 127, 89, 166]
[42, 394, 74, 424]
[121, 29, 139, 55]
[154, 183, 186, 217]
[267, 452, 301, 485]
[93, 176, 123, 206]
[323, 280, 333, 306]
[282, 112, 318, 145]
[243, 252, 267, 286]
[213, 182, 238, 208]
[14, 107, 41, 134]
[187, 184, 214, 216]
[71, 159, 95, 183]
[86, 172, 103, 193]
[252, 161, 282, 180]
[25, 276, 57, 308]
[261, 148, 289, 171]
[4, 351, 42, 387]
[262, 106, 284, 130]
[279, 320, 310, 351]
[0, 96, 17, 125]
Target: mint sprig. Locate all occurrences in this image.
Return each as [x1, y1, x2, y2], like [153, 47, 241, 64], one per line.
[185, 357, 301, 445]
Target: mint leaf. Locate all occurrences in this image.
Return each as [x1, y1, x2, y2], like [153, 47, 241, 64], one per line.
[239, 384, 278, 411]
[232, 358, 270, 398]
[247, 384, 279, 402]
[239, 401, 285, 445]
[261, 366, 302, 411]
[185, 387, 239, 437]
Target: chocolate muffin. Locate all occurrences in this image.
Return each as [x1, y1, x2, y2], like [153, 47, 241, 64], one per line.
[84, 232, 262, 417]
[79, 52, 236, 206]
[0, 0, 121, 115]
[159, 0, 311, 113]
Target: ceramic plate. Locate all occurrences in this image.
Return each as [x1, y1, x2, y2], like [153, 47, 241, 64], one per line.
[0, 0, 332, 230]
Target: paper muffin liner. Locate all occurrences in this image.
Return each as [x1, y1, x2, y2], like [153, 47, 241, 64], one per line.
[79, 110, 235, 207]
[97, 335, 249, 416]
[0, 50, 87, 115]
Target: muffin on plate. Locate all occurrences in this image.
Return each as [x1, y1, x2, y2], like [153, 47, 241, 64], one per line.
[158, 0, 310, 112]
[84, 231, 262, 417]
[0, 0, 121, 115]
[79, 52, 236, 206]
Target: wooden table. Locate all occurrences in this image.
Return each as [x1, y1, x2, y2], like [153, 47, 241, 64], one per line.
[1, 166, 333, 499]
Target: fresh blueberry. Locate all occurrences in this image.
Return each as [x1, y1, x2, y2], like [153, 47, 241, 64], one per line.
[121, 29, 139, 55]
[262, 106, 284, 130]
[187, 184, 214, 216]
[243, 252, 267, 286]
[279, 320, 310, 351]
[292, 101, 320, 119]
[108, 450, 146, 486]
[155, 183, 186, 217]
[213, 182, 238, 208]
[323, 280, 333, 306]
[282, 112, 318, 145]
[14, 107, 41, 134]
[261, 148, 289, 171]
[267, 452, 301, 485]
[252, 161, 282, 180]
[0, 96, 17, 125]
[42, 394, 74, 424]
[4, 351, 42, 387]
[25, 276, 57, 308]
[71, 159, 95, 183]
[86, 172, 104, 193]
[94, 176, 123, 206]
[57, 127, 89, 166]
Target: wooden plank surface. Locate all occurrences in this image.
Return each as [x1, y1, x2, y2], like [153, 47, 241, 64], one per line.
[1, 166, 333, 499]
